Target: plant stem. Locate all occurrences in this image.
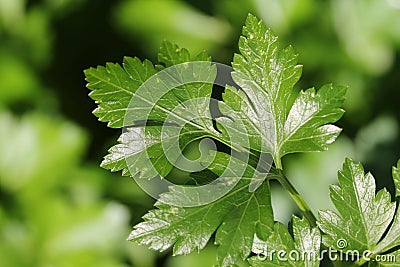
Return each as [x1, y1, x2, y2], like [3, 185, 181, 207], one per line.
[274, 156, 283, 170]
[352, 259, 366, 267]
[270, 169, 318, 227]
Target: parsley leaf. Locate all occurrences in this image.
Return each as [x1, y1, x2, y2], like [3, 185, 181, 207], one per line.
[85, 57, 157, 128]
[85, 14, 346, 176]
[249, 216, 321, 267]
[128, 152, 274, 267]
[318, 158, 400, 263]
[394, 160, 400, 198]
[217, 14, 346, 167]
[85, 42, 220, 179]
[85, 13, 350, 267]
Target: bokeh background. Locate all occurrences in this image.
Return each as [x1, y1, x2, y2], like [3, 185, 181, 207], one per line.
[0, 0, 399, 266]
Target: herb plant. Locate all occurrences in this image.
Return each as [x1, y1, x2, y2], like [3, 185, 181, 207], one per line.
[85, 14, 400, 266]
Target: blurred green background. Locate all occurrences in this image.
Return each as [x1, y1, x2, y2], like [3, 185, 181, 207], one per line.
[0, 0, 399, 266]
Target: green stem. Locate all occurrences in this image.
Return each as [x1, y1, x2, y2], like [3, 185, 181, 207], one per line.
[270, 169, 318, 228]
[211, 136, 318, 228]
[274, 156, 283, 170]
[352, 247, 383, 267]
[353, 259, 366, 267]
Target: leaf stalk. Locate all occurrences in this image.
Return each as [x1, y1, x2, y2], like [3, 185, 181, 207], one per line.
[269, 169, 318, 228]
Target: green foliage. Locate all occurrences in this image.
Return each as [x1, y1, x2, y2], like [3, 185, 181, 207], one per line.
[85, 57, 157, 128]
[0, 112, 130, 267]
[249, 216, 321, 267]
[1, 0, 399, 266]
[394, 161, 400, 198]
[87, 13, 349, 266]
[218, 14, 346, 166]
[87, 14, 346, 181]
[85, 41, 219, 179]
[129, 152, 273, 266]
[86, 11, 400, 267]
[318, 158, 400, 265]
